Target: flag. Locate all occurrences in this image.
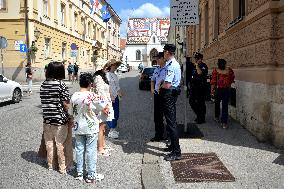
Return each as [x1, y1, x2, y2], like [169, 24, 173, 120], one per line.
[90, 0, 100, 14]
[90, 0, 95, 14]
[100, 5, 112, 22]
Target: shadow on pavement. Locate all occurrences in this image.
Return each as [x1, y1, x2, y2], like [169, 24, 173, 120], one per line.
[0, 101, 15, 107]
[112, 71, 284, 164]
[21, 151, 46, 168]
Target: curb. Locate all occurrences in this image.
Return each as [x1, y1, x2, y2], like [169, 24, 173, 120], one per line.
[141, 142, 166, 189]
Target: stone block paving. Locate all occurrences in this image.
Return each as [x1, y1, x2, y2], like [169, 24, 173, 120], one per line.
[0, 71, 154, 189]
[157, 93, 284, 189]
[1, 71, 283, 189]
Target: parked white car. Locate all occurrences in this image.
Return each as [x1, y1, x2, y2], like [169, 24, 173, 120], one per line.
[117, 64, 128, 73]
[0, 74, 23, 103]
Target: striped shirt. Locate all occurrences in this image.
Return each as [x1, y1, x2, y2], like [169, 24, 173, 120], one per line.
[40, 80, 70, 126]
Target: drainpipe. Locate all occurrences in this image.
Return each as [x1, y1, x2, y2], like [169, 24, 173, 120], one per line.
[24, 0, 30, 65]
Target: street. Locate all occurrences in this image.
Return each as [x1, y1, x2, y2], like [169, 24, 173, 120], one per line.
[1, 71, 284, 189]
[0, 71, 153, 189]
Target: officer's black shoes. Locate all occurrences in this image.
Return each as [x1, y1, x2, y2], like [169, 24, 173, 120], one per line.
[164, 153, 182, 161]
[194, 119, 206, 124]
[150, 137, 165, 142]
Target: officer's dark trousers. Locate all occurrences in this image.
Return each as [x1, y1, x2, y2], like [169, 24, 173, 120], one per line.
[189, 88, 206, 122]
[160, 89, 181, 155]
[154, 93, 164, 139]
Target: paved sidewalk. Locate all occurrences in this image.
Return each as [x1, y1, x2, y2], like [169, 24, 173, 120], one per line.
[143, 93, 284, 189]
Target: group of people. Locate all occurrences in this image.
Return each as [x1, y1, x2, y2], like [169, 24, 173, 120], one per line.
[186, 53, 235, 129]
[67, 62, 79, 82]
[39, 59, 123, 183]
[150, 45, 235, 161]
[37, 42, 235, 183]
[150, 44, 182, 161]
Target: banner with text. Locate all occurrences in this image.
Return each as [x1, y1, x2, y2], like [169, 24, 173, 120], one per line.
[170, 0, 199, 26]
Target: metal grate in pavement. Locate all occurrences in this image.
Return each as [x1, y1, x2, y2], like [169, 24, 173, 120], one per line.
[171, 153, 235, 183]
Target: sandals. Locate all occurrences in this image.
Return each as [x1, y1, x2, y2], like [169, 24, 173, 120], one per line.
[98, 150, 111, 157]
[104, 145, 114, 151]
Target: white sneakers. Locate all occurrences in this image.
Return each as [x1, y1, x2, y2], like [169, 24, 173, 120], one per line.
[108, 130, 119, 139]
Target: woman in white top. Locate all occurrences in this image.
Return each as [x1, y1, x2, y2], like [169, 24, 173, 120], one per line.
[105, 59, 123, 138]
[93, 69, 114, 156]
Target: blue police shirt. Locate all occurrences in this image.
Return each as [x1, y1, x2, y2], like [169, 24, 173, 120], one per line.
[164, 58, 181, 88]
[151, 66, 167, 92]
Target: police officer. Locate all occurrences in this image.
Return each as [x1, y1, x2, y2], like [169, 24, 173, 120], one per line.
[150, 52, 167, 142]
[159, 44, 182, 161]
[189, 52, 208, 124]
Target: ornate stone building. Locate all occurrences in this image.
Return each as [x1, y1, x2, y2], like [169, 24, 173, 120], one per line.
[0, 0, 120, 81]
[106, 7, 122, 61]
[186, 0, 284, 148]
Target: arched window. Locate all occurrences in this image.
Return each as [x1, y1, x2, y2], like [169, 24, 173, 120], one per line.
[136, 50, 141, 60]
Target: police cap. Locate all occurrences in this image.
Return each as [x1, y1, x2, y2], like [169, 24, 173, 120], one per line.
[163, 44, 176, 53]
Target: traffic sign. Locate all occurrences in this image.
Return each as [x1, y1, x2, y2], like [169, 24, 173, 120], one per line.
[20, 44, 27, 52]
[70, 50, 78, 57]
[15, 40, 24, 50]
[71, 43, 77, 50]
[0, 36, 8, 49]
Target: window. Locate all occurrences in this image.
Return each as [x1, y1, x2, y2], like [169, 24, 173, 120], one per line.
[87, 50, 90, 64]
[153, 37, 156, 43]
[60, 3, 66, 26]
[88, 22, 91, 38]
[44, 38, 51, 59]
[43, 0, 48, 16]
[232, 0, 246, 21]
[136, 50, 141, 60]
[93, 25, 96, 40]
[74, 13, 78, 31]
[213, 0, 219, 39]
[62, 42, 66, 60]
[81, 17, 86, 39]
[204, 3, 209, 45]
[0, 0, 7, 11]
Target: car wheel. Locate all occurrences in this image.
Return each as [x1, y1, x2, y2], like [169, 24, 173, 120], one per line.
[12, 88, 22, 103]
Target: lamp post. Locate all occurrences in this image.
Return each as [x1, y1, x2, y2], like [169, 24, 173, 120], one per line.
[34, 28, 41, 42]
[30, 28, 41, 64]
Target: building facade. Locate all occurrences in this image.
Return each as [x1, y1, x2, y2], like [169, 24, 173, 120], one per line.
[186, 0, 284, 148]
[167, 25, 188, 64]
[106, 7, 122, 61]
[0, 0, 120, 81]
[123, 18, 170, 68]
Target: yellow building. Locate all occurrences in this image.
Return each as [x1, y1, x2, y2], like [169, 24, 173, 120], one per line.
[106, 6, 122, 60]
[185, 0, 284, 148]
[0, 0, 120, 81]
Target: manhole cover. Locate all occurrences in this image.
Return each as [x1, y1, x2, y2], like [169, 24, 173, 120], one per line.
[171, 153, 235, 182]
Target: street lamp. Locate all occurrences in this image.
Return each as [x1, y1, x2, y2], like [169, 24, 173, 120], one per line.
[34, 28, 41, 42]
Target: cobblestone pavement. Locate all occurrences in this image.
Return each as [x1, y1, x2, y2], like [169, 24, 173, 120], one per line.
[157, 91, 284, 189]
[1, 71, 283, 189]
[0, 71, 155, 189]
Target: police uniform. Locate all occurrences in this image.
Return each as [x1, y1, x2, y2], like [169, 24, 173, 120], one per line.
[151, 62, 167, 141]
[189, 54, 208, 123]
[159, 44, 182, 160]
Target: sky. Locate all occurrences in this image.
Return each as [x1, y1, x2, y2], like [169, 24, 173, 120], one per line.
[106, 0, 171, 37]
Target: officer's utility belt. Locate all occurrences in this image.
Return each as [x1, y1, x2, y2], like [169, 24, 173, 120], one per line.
[160, 87, 181, 96]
